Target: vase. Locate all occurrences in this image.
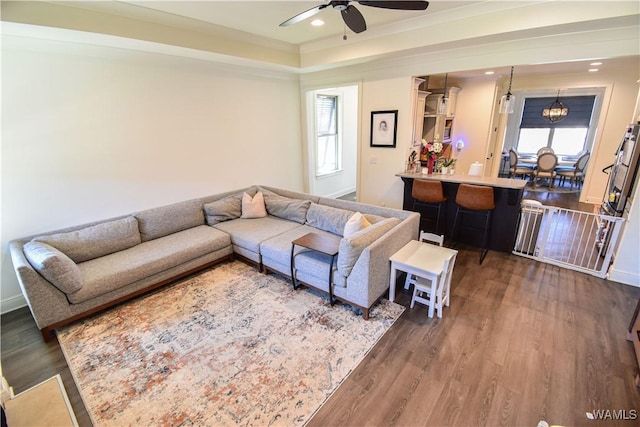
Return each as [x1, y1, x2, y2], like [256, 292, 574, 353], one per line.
[441, 167, 448, 175]
[427, 158, 434, 174]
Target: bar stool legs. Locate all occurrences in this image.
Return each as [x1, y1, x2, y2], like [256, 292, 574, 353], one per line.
[451, 184, 495, 265]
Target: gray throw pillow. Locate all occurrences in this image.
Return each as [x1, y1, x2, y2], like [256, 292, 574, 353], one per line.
[23, 241, 83, 294]
[136, 200, 204, 241]
[306, 203, 354, 236]
[34, 216, 141, 263]
[261, 189, 311, 224]
[203, 193, 242, 225]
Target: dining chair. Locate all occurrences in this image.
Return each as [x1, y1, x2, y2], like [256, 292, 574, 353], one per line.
[532, 152, 558, 188]
[404, 231, 444, 291]
[556, 152, 590, 188]
[508, 149, 534, 180]
[537, 146, 555, 155]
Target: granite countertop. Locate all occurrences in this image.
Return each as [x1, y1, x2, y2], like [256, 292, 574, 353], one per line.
[395, 171, 528, 190]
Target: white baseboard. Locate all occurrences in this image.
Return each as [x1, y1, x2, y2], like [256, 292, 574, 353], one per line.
[325, 187, 356, 199]
[1, 294, 27, 315]
[607, 268, 640, 288]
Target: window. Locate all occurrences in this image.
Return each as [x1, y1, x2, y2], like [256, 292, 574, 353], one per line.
[315, 94, 340, 176]
[516, 95, 595, 156]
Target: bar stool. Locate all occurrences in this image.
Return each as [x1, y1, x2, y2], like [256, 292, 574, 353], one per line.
[412, 180, 447, 234]
[451, 184, 495, 264]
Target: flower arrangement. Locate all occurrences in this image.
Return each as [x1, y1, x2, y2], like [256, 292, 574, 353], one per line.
[421, 139, 443, 161]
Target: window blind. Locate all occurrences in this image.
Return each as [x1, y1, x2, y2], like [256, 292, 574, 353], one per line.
[520, 95, 596, 128]
[316, 95, 337, 134]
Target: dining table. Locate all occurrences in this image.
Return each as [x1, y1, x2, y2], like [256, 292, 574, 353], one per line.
[517, 154, 576, 168]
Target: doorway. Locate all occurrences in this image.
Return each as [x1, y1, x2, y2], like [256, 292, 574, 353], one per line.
[305, 85, 359, 199]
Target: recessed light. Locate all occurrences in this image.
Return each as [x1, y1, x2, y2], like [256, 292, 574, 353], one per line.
[590, 62, 602, 66]
[311, 19, 324, 26]
[588, 68, 599, 72]
[485, 71, 494, 75]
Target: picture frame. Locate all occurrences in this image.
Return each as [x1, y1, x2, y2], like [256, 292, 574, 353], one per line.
[370, 110, 398, 148]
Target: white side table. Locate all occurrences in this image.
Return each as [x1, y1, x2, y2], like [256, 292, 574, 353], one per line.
[389, 240, 457, 317]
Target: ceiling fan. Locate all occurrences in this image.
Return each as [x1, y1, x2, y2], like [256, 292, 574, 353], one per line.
[279, 1, 430, 35]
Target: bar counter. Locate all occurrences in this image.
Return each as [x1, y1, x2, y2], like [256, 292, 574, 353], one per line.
[396, 172, 527, 253]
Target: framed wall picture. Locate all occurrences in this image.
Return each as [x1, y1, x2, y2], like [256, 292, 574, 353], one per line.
[370, 110, 398, 148]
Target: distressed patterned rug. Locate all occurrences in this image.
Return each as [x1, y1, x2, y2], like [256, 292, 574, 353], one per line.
[57, 261, 404, 426]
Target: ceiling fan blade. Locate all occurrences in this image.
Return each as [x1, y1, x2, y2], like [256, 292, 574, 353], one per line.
[342, 4, 367, 34]
[358, 1, 429, 10]
[279, 4, 328, 27]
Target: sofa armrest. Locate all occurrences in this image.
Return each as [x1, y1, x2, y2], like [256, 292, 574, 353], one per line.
[344, 212, 419, 308]
[9, 240, 72, 330]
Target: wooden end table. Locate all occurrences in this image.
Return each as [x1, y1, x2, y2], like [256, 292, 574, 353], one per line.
[291, 232, 341, 305]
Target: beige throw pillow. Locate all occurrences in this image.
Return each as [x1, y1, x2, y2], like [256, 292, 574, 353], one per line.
[241, 191, 267, 219]
[343, 212, 371, 238]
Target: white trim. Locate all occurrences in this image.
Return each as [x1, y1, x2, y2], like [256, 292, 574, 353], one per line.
[1, 22, 301, 79]
[1, 294, 27, 315]
[608, 268, 640, 288]
[325, 187, 357, 200]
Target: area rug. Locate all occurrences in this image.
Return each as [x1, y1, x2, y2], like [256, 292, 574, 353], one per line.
[57, 261, 404, 426]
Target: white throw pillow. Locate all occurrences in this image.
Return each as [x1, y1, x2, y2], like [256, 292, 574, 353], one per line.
[241, 191, 267, 219]
[343, 212, 371, 238]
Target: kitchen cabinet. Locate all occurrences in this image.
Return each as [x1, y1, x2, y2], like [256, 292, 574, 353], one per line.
[422, 87, 460, 145]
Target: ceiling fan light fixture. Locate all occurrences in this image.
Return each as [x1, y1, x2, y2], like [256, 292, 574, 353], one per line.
[311, 19, 325, 26]
[280, 1, 430, 36]
[499, 66, 515, 114]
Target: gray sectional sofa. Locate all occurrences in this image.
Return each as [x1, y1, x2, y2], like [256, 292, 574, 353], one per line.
[9, 185, 419, 341]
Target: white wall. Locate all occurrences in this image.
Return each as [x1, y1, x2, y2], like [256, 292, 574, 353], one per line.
[449, 80, 497, 176]
[1, 34, 302, 312]
[358, 77, 413, 209]
[306, 85, 358, 198]
[609, 179, 640, 287]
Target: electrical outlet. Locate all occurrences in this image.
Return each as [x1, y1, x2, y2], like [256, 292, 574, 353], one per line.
[369, 155, 377, 164]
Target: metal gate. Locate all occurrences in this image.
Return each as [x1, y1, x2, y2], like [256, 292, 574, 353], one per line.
[512, 203, 626, 278]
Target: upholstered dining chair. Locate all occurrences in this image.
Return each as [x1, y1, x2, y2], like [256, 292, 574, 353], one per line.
[509, 149, 534, 180]
[556, 152, 590, 189]
[532, 152, 558, 188]
[537, 146, 555, 155]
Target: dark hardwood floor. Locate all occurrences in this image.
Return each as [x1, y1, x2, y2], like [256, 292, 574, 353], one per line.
[3, 190, 637, 426]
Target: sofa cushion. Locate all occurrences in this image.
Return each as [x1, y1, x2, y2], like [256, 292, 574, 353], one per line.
[23, 241, 83, 294]
[33, 216, 141, 263]
[261, 189, 311, 224]
[213, 216, 302, 254]
[241, 191, 267, 219]
[337, 217, 401, 277]
[69, 225, 231, 304]
[343, 212, 371, 238]
[136, 200, 204, 242]
[260, 226, 337, 283]
[306, 203, 354, 236]
[203, 193, 242, 226]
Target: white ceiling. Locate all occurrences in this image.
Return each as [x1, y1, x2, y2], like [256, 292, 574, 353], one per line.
[81, 1, 479, 45]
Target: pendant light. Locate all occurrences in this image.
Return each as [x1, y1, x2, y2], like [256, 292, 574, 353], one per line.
[499, 66, 515, 114]
[437, 73, 449, 115]
[542, 90, 569, 123]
